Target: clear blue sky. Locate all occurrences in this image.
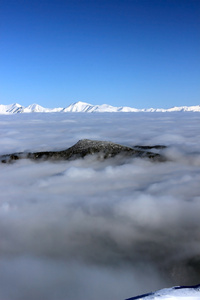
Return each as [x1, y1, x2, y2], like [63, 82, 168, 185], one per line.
[0, 0, 199, 108]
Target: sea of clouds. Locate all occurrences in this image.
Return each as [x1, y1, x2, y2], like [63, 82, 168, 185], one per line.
[0, 112, 200, 300]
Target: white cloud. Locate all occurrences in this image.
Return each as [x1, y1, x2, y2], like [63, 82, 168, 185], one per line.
[0, 112, 200, 300]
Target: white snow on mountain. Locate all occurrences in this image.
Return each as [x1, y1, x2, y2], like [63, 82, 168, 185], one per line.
[23, 103, 48, 113]
[126, 284, 200, 299]
[22, 103, 63, 113]
[0, 101, 200, 114]
[167, 105, 200, 112]
[0, 103, 23, 114]
[62, 101, 94, 112]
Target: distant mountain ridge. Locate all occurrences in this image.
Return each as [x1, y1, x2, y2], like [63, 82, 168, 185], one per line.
[0, 101, 200, 114]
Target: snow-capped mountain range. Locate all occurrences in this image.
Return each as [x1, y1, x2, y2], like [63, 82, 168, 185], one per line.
[0, 101, 200, 114]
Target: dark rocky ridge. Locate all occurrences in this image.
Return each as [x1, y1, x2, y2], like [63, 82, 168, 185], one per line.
[0, 139, 166, 163]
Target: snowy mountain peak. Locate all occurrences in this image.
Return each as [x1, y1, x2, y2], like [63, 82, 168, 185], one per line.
[23, 103, 46, 113]
[0, 103, 23, 114]
[0, 101, 200, 114]
[63, 101, 93, 112]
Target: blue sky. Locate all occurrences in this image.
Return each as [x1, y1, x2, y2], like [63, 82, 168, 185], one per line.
[0, 0, 199, 108]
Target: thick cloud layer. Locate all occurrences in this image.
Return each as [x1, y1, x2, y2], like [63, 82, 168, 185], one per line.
[0, 112, 200, 300]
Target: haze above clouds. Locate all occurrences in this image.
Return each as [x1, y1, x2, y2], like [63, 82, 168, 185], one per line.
[0, 112, 200, 300]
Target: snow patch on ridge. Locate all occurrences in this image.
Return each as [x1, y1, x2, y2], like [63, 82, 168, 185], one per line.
[126, 284, 200, 299]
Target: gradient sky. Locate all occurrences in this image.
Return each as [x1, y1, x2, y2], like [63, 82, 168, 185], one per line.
[0, 0, 199, 108]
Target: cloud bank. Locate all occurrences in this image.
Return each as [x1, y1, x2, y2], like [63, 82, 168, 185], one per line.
[0, 112, 200, 300]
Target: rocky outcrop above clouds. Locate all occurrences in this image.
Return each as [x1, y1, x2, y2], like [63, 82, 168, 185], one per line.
[0, 139, 166, 163]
